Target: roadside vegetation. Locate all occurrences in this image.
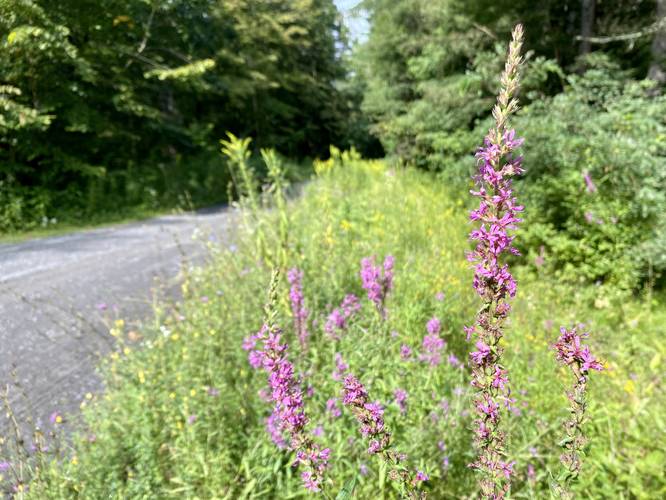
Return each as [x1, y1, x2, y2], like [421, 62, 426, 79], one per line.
[12, 153, 664, 498]
[1, 0, 665, 498]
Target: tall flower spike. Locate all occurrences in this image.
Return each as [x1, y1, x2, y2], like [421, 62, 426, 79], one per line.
[245, 270, 330, 492]
[341, 374, 426, 499]
[466, 24, 524, 499]
[360, 255, 394, 318]
[552, 325, 603, 499]
[287, 267, 309, 351]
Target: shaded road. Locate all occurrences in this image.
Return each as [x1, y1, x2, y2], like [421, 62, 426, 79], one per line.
[0, 207, 237, 433]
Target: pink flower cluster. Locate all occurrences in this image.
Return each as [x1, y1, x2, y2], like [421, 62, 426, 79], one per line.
[394, 388, 408, 415]
[243, 325, 329, 491]
[419, 316, 446, 366]
[324, 294, 361, 339]
[331, 352, 348, 381]
[287, 268, 309, 350]
[553, 326, 603, 373]
[360, 255, 394, 317]
[342, 374, 388, 455]
[468, 133, 524, 300]
[341, 374, 426, 498]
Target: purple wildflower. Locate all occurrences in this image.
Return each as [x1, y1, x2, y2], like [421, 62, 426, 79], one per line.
[491, 366, 509, 391]
[500, 460, 516, 479]
[301, 471, 319, 492]
[246, 323, 329, 491]
[326, 398, 342, 418]
[552, 325, 603, 496]
[266, 410, 287, 448]
[415, 470, 429, 482]
[420, 317, 446, 366]
[332, 352, 348, 381]
[324, 294, 361, 339]
[0, 462, 10, 472]
[426, 317, 441, 335]
[466, 24, 524, 498]
[583, 170, 597, 193]
[400, 344, 413, 361]
[435, 291, 445, 301]
[341, 374, 425, 496]
[442, 456, 450, 471]
[360, 255, 394, 318]
[553, 326, 603, 373]
[187, 414, 197, 425]
[469, 341, 491, 366]
[287, 268, 309, 351]
[360, 463, 369, 476]
[448, 353, 462, 368]
[394, 388, 408, 415]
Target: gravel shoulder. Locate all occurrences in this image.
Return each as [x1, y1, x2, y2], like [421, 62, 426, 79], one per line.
[0, 207, 237, 433]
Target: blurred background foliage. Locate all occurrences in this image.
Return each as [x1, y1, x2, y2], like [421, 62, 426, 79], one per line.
[0, 0, 359, 230]
[356, 0, 666, 290]
[1, 0, 665, 289]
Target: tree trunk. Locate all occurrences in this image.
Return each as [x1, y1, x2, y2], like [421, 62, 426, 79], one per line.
[579, 0, 595, 56]
[648, 0, 666, 86]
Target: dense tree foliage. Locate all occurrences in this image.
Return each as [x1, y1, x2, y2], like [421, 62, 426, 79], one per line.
[0, 0, 352, 229]
[356, 0, 666, 288]
[357, 0, 661, 169]
[2, 0, 665, 287]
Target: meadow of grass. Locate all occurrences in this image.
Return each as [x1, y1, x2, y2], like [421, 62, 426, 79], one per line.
[18, 155, 665, 499]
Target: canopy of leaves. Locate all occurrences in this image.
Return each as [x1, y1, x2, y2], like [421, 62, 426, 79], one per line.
[0, 0, 352, 229]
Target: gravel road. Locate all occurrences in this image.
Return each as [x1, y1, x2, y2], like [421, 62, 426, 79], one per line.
[0, 207, 236, 435]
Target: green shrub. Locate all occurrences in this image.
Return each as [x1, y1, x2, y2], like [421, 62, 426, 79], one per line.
[513, 63, 666, 290]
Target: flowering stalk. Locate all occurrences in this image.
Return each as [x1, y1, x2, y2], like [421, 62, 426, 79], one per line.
[466, 24, 525, 498]
[360, 255, 394, 318]
[342, 374, 427, 499]
[552, 326, 603, 499]
[287, 267, 309, 351]
[325, 294, 361, 339]
[244, 270, 330, 492]
[419, 317, 445, 366]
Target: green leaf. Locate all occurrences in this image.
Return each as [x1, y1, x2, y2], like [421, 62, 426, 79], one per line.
[335, 477, 357, 500]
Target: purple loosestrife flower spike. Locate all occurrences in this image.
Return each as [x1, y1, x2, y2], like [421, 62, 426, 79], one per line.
[341, 374, 426, 499]
[582, 170, 597, 194]
[420, 316, 446, 366]
[325, 294, 361, 339]
[394, 388, 408, 415]
[287, 268, 309, 351]
[552, 325, 603, 499]
[466, 24, 524, 499]
[360, 255, 394, 318]
[244, 270, 329, 492]
[331, 352, 349, 381]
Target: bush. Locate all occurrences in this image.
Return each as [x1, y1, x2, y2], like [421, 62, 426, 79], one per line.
[513, 63, 666, 290]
